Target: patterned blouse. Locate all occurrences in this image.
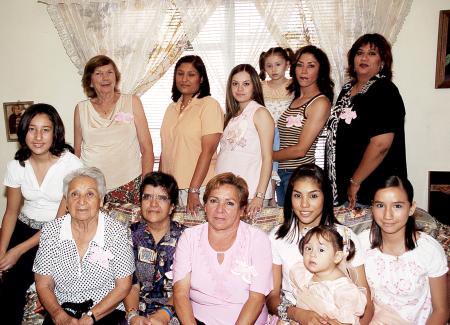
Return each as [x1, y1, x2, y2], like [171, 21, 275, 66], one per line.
[130, 220, 186, 316]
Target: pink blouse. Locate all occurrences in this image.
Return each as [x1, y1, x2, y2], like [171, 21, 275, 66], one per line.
[173, 221, 273, 325]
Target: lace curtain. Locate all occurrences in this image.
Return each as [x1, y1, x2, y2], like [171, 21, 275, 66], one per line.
[41, 0, 413, 97]
[40, 0, 188, 95]
[304, 0, 413, 91]
[254, 0, 319, 50]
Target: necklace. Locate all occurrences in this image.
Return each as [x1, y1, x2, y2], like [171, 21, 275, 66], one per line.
[180, 97, 193, 112]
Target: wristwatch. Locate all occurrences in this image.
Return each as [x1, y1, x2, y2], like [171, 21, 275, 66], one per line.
[255, 191, 264, 199]
[188, 187, 200, 194]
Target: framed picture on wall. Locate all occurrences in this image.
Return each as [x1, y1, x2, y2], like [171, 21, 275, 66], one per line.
[435, 10, 450, 88]
[3, 101, 33, 142]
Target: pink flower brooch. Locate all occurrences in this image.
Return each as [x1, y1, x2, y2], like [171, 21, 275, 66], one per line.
[114, 112, 134, 123]
[231, 259, 258, 284]
[86, 246, 114, 269]
[286, 114, 303, 128]
[339, 107, 357, 124]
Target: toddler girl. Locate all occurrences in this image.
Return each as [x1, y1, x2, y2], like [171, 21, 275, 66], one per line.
[289, 225, 367, 325]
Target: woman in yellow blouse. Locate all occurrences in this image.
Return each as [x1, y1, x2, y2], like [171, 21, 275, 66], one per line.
[160, 55, 223, 215]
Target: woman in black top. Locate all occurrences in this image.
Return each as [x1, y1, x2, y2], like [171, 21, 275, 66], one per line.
[326, 33, 407, 207]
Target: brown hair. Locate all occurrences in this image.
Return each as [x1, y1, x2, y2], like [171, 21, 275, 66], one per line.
[258, 47, 294, 80]
[347, 33, 393, 81]
[299, 225, 356, 261]
[224, 64, 265, 128]
[203, 172, 249, 209]
[82, 55, 121, 98]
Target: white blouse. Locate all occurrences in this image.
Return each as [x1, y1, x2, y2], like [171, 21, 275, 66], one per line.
[358, 230, 448, 324]
[3, 152, 83, 222]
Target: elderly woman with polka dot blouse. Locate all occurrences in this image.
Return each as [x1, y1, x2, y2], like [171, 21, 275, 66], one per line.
[33, 167, 134, 325]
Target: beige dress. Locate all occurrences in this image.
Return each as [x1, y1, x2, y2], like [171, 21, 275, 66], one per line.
[78, 94, 141, 192]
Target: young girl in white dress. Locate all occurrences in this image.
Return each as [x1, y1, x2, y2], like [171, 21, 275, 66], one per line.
[259, 47, 294, 206]
[289, 225, 367, 325]
[0, 104, 83, 324]
[358, 175, 449, 324]
[215, 64, 274, 218]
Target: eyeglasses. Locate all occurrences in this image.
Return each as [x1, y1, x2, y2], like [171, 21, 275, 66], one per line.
[142, 194, 170, 203]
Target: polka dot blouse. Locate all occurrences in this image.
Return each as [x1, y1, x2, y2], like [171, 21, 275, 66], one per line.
[33, 212, 135, 310]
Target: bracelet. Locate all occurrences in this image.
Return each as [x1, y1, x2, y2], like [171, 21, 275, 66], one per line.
[126, 310, 139, 324]
[350, 178, 361, 186]
[255, 191, 264, 199]
[188, 187, 200, 194]
[159, 306, 174, 319]
[277, 293, 294, 321]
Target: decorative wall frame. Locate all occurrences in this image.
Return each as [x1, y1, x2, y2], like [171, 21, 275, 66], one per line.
[435, 10, 450, 88]
[3, 101, 33, 142]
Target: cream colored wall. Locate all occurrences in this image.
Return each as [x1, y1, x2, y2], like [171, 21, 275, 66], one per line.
[393, 0, 450, 209]
[0, 1, 82, 220]
[0, 0, 449, 219]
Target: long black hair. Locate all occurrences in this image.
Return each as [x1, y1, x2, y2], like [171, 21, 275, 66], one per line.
[276, 164, 338, 242]
[15, 103, 73, 166]
[288, 45, 334, 103]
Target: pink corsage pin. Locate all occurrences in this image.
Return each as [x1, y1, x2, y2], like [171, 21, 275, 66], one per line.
[114, 112, 134, 123]
[86, 246, 114, 269]
[286, 114, 303, 128]
[231, 259, 258, 284]
[339, 107, 357, 124]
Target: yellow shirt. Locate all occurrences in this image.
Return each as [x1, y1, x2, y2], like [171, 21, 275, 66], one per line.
[160, 96, 224, 189]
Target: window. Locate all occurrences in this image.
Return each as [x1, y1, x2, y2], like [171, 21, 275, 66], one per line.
[141, 0, 325, 169]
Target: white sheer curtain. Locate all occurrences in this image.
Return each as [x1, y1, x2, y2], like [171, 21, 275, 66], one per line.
[174, 0, 220, 42]
[40, 0, 187, 95]
[304, 0, 413, 91]
[176, 0, 279, 102]
[254, 0, 319, 50]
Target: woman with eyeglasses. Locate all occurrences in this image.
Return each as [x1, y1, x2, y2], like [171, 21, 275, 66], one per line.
[124, 172, 186, 325]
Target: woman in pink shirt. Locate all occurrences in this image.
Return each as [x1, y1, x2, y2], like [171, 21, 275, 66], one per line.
[173, 173, 273, 325]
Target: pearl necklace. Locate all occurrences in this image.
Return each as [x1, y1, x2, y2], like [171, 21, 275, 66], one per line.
[180, 97, 193, 112]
